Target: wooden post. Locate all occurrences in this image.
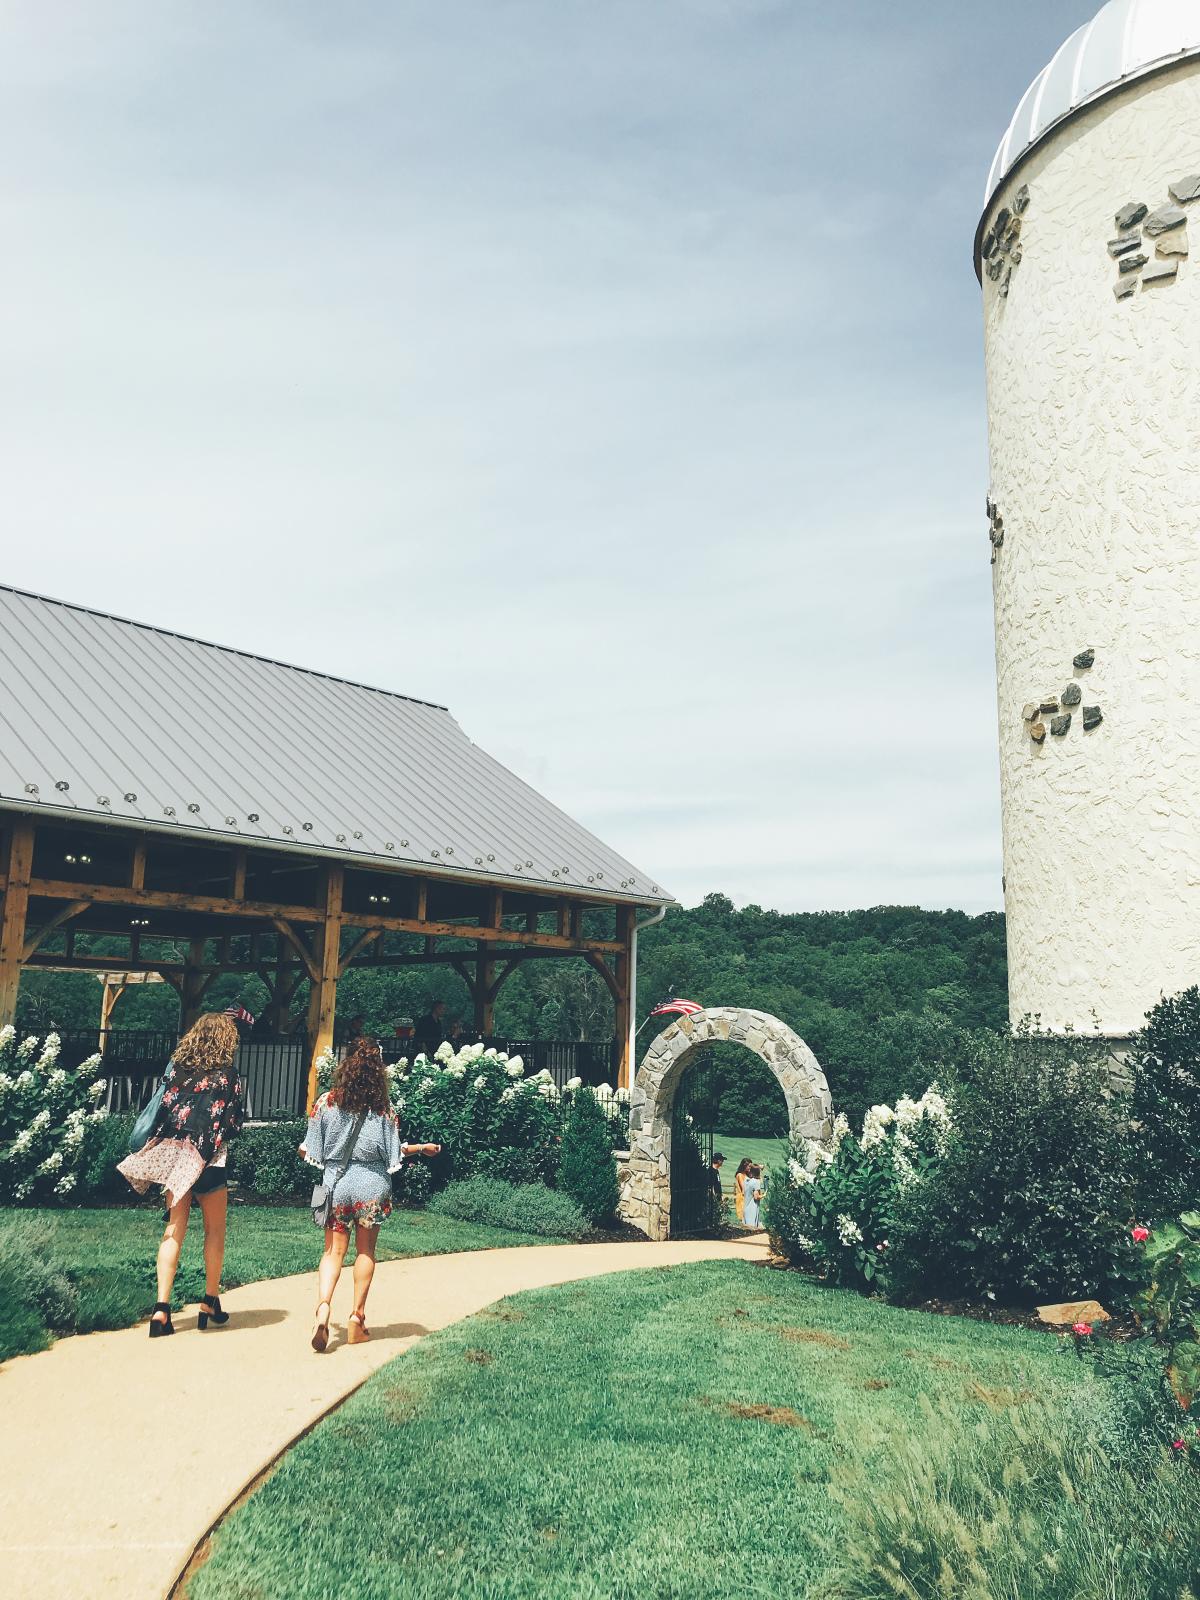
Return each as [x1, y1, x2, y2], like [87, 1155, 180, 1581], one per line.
[474, 945, 496, 1038]
[615, 907, 635, 1090]
[305, 866, 344, 1110]
[99, 977, 127, 1041]
[179, 938, 209, 1032]
[130, 837, 146, 892]
[0, 820, 35, 1030]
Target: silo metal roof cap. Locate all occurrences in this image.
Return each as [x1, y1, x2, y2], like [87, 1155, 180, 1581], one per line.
[976, 0, 1200, 273]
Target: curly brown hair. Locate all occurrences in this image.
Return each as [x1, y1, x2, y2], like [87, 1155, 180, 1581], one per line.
[173, 1012, 240, 1084]
[330, 1036, 390, 1116]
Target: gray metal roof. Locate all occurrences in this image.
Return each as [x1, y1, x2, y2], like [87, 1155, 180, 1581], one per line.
[0, 584, 670, 906]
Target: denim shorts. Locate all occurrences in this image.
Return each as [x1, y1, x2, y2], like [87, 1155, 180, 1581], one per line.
[192, 1164, 229, 1197]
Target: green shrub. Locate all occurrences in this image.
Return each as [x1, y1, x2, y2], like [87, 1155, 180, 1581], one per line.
[394, 1046, 563, 1188]
[1132, 1212, 1200, 1417]
[0, 1215, 78, 1359]
[393, 1159, 433, 1208]
[767, 1091, 949, 1291]
[557, 1089, 619, 1224]
[427, 1177, 589, 1240]
[816, 1393, 1200, 1600]
[228, 1121, 310, 1198]
[78, 1111, 135, 1200]
[1129, 986, 1200, 1217]
[890, 1026, 1139, 1305]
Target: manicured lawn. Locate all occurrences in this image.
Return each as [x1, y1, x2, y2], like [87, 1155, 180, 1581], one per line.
[190, 1259, 1122, 1600]
[0, 1204, 563, 1359]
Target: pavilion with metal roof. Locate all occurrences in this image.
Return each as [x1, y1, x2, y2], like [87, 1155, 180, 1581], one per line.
[0, 584, 670, 1101]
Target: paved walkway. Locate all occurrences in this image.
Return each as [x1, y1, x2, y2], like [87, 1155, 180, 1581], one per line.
[0, 1236, 769, 1600]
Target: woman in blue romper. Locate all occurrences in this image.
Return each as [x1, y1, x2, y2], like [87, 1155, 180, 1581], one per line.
[303, 1036, 439, 1351]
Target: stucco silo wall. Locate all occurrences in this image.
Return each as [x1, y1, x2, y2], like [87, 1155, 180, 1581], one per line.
[981, 59, 1200, 1036]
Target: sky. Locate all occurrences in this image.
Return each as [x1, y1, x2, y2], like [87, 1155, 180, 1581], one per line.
[0, 0, 1098, 914]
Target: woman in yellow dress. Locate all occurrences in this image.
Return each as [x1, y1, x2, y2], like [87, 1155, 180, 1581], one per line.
[733, 1158, 752, 1224]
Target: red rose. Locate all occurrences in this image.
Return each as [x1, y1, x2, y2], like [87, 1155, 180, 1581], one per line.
[1132, 1226, 1150, 1243]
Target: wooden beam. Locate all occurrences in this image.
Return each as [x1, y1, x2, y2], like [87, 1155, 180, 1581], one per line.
[584, 951, 620, 1003]
[337, 927, 382, 977]
[32, 876, 322, 925]
[487, 888, 503, 929]
[486, 952, 529, 1005]
[557, 900, 570, 938]
[130, 838, 146, 892]
[415, 879, 428, 921]
[0, 820, 35, 1028]
[232, 848, 247, 900]
[305, 866, 344, 1110]
[23, 899, 91, 962]
[28, 875, 624, 953]
[271, 918, 318, 982]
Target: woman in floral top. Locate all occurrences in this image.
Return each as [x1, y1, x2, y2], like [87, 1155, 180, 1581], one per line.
[304, 1036, 439, 1351]
[117, 1012, 244, 1337]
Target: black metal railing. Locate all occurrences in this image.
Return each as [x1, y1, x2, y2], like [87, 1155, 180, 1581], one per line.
[52, 1028, 622, 1123]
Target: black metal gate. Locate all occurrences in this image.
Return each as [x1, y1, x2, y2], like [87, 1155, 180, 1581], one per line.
[670, 1051, 721, 1237]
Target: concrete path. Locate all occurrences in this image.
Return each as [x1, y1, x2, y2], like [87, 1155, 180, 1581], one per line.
[0, 1236, 769, 1600]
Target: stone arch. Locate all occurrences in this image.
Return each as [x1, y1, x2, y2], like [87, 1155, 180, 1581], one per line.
[617, 1007, 834, 1240]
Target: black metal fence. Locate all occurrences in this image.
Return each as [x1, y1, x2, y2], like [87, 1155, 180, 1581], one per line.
[54, 1029, 621, 1122]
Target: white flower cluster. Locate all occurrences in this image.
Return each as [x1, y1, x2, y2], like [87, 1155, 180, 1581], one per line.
[835, 1213, 863, 1247]
[0, 1031, 109, 1203]
[859, 1085, 951, 1178]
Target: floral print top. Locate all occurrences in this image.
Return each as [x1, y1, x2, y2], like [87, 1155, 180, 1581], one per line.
[155, 1059, 244, 1164]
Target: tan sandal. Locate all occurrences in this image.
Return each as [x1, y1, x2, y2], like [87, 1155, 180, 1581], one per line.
[311, 1300, 331, 1353]
[347, 1310, 370, 1345]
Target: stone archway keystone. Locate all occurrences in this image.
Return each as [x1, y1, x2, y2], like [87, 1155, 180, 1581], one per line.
[617, 1006, 833, 1241]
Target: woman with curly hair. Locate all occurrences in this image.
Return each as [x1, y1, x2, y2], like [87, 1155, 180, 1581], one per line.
[117, 1011, 244, 1338]
[303, 1036, 439, 1351]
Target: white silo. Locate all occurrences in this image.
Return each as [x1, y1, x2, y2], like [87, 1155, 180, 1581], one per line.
[978, 0, 1200, 1037]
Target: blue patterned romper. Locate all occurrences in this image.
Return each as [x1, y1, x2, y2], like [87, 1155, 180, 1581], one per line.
[304, 1102, 405, 1232]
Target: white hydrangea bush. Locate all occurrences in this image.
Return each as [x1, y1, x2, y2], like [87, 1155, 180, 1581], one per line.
[772, 1086, 951, 1289]
[391, 1041, 564, 1186]
[0, 1027, 108, 1202]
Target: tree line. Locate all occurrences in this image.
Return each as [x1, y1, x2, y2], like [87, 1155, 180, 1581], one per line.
[18, 893, 1008, 1130]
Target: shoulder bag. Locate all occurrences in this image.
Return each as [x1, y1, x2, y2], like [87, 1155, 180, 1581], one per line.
[129, 1061, 172, 1154]
[310, 1108, 370, 1228]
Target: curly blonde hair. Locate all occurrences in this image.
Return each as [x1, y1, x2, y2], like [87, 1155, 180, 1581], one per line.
[173, 1012, 240, 1083]
[330, 1036, 390, 1116]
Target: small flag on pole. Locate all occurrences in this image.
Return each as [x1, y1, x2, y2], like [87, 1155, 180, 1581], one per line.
[224, 1004, 256, 1026]
[649, 997, 704, 1018]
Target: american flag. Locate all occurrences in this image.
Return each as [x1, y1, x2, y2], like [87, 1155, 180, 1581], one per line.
[224, 1004, 256, 1026]
[649, 997, 704, 1018]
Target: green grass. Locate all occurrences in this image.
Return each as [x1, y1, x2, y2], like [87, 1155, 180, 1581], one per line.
[190, 1259, 1132, 1600]
[0, 1204, 563, 1360]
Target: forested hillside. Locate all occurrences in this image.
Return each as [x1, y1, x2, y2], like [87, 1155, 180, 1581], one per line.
[636, 895, 1008, 1125]
[18, 894, 1007, 1124]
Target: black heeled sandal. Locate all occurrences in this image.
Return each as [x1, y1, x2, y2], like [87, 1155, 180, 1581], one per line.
[149, 1302, 174, 1338]
[197, 1294, 229, 1330]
